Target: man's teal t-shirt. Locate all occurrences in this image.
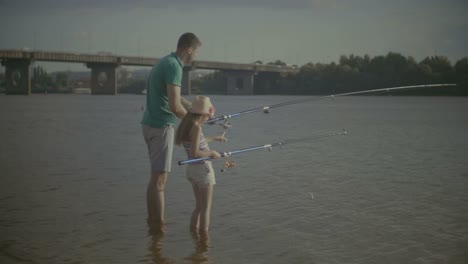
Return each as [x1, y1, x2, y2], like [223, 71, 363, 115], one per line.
[141, 52, 183, 128]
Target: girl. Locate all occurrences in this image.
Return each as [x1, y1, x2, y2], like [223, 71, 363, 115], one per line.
[175, 96, 225, 234]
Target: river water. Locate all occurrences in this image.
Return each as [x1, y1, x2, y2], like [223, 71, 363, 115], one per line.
[1, 94, 467, 263]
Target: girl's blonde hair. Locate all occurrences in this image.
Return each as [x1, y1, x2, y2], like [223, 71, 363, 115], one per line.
[175, 112, 202, 145]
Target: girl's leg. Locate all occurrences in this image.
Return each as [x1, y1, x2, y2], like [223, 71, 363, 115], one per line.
[190, 183, 202, 232]
[198, 184, 213, 233]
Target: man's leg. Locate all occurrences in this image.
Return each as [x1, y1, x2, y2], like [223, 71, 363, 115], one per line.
[147, 171, 168, 229]
[143, 124, 174, 231]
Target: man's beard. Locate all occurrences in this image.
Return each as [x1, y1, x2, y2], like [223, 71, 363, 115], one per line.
[187, 54, 195, 63]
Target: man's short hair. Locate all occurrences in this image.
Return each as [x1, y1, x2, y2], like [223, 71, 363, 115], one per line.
[177, 33, 201, 50]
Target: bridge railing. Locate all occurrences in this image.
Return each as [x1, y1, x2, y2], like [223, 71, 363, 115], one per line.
[0, 49, 298, 73]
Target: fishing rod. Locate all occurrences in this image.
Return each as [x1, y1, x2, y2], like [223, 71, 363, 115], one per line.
[207, 84, 456, 127]
[178, 130, 347, 166]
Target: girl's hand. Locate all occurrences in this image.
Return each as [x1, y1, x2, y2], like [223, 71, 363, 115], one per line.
[207, 115, 216, 125]
[211, 150, 221, 159]
[214, 132, 228, 143]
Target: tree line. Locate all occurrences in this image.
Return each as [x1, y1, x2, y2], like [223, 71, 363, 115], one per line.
[1, 52, 467, 95]
[251, 53, 468, 95]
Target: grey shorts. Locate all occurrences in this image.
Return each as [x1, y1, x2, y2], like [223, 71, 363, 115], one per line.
[142, 124, 174, 173]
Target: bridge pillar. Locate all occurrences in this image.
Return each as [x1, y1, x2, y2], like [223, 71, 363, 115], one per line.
[181, 69, 191, 95]
[1, 59, 32, 95]
[86, 63, 118, 95]
[223, 70, 254, 95]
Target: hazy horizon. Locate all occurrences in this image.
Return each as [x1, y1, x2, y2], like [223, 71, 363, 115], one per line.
[1, 0, 467, 72]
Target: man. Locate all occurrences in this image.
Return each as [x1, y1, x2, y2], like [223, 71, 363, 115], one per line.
[142, 32, 201, 231]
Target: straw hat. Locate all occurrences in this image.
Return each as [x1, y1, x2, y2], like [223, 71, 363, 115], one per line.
[190, 96, 215, 115]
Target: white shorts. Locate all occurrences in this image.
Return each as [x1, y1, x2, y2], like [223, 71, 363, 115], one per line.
[186, 162, 216, 187]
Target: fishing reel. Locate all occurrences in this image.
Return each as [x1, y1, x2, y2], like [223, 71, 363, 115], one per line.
[219, 116, 232, 130]
[218, 117, 234, 173]
[220, 152, 236, 173]
[220, 160, 236, 173]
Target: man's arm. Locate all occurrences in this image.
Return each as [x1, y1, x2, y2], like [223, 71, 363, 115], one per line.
[167, 84, 187, 119]
[180, 96, 192, 112]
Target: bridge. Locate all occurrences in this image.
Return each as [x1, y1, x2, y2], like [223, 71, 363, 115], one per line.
[0, 49, 297, 95]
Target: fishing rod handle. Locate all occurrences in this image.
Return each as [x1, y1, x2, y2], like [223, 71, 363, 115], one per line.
[178, 152, 231, 165]
[206, 114, 233, 124]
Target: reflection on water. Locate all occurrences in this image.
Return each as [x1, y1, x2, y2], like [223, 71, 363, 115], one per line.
[147, 224, 213, 264]
[147, 225, 175, 264]
[186, 232, 213, 264]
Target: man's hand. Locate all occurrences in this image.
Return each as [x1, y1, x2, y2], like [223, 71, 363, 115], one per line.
[180, 97, 192, 112]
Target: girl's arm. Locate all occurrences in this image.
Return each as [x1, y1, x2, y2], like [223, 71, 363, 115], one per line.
[206, 132, 228, 143]
[190, 125, 220, 159]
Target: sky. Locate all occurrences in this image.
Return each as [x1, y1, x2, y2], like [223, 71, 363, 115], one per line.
[0, 0, 467, 72]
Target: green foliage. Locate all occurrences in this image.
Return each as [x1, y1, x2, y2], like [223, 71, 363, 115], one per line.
[247, 53, 467, 96]
[0, 72, 5, 92]
[31, 66, 55, 93]
[454, 57, 468, 96]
